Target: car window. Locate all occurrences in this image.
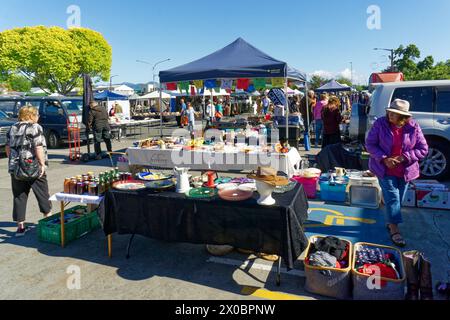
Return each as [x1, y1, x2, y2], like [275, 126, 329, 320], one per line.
[0, 101, 17, 117]
[45, 101, 63, 115]
[436, 86, 450, 113]
[61, 100, 83, 115]
[22, 100, 41, 109]
[391, 87, 433, 112]
[0, 110, 9, 119]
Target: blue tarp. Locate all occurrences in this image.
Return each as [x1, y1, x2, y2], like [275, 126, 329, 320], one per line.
[94, 90, 128, 101]
[159, 38, 306, 83]
[316, 80, 351, 92]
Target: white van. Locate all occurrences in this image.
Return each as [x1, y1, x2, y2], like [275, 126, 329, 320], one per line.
[350, 80, 450, 180]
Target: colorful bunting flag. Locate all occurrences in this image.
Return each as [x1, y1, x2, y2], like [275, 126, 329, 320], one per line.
[247, 84, 255, 93]
[214, 87, 221, 93]
[204, 79, 217, 89]
[166, 82, 177, 91]
[191, 86, 196, 96]
[271, 78, 285, 88]
[193, 80, 204, 89]
[178, 81, 190, 94]
[253, 78, 266, 90]
[221, 79, 233, 90]
[237, 78, 250, 90]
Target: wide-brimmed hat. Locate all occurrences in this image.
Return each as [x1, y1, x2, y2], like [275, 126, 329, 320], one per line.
[386, 99, 411, 116]
[248, 167, 289, 187]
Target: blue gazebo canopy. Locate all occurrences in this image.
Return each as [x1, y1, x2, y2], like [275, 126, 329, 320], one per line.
[159, 38, 306, 83]
[94, 90, 128, 101]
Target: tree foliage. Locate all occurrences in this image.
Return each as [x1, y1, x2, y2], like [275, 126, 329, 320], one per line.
[387, 44, 450, 80]
[0, 26, 112, 95]
[309, 75, 329, 90]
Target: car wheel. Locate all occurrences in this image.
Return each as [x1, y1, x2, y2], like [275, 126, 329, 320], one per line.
[47, 131, 61, 149]
[420, 140, 449, 181]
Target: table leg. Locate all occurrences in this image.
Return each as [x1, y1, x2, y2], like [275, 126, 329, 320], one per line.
[276, 256, 281, 286]
[60, 201, 65, 248]
[107, 234, 112, 258]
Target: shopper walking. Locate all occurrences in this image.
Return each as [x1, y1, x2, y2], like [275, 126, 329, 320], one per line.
[313, 93, 328, 148]
[88, 101, 112, 160]
[5, 106, 52, 237]
[321, 96, 343, 148]
[366, 99, 428, 247]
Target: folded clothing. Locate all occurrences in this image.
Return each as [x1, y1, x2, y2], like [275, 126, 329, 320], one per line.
[307, 251, 337, 268]
[315, 236, 348, 261]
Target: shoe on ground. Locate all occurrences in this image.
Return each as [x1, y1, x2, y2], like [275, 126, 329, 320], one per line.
[15, 226, 30, 237]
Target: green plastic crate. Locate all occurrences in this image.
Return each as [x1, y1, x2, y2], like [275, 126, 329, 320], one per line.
[38, 205, 99, 245]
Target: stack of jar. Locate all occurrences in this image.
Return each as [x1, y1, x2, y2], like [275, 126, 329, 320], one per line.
[63, 168, 126, 196]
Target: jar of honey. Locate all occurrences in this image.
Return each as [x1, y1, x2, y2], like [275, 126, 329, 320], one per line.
[69, 179, 77, 194]
[76, 182, 84, 195]
[88, 182, 98, 196]
[63, 178, 71, 194]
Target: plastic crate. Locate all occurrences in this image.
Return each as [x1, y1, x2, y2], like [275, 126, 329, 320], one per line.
[352, 242, 406, 300]
[319, 181, 347, 202]
[304, 235, 353, 300]
[38, 206, 98, 245]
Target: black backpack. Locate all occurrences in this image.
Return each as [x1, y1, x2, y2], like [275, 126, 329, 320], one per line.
[11, 123, 40, 181]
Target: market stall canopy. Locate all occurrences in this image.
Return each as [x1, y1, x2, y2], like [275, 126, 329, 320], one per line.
[315, 80, 351, 92]
[159, 37, 306, 83]
[94, 90, 129, 101]
[139, 91, 173, 99]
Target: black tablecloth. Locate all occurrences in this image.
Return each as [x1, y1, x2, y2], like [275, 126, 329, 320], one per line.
[98, 184, 309, 270]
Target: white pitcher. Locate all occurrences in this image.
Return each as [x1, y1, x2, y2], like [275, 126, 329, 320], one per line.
[174, 167, 191, 193]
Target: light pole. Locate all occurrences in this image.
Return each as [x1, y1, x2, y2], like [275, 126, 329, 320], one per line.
[109, 74, 118, 91]
[374, 48, 395, 71]
[137, 58, 171, 137]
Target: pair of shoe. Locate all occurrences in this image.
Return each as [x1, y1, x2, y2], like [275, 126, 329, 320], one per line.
[403, 250, 434, 300]
[15, 226, 31, 237]
[386, 225, 406, 247]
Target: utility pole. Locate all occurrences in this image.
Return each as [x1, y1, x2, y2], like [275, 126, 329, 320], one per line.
[374, 48, 395, 71]
[109, 75, 118, 91]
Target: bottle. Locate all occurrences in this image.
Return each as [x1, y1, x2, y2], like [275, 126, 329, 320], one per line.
[98, 177, 104, 195]
[64, 178, 71, 194]
[69, 178, 77, 194]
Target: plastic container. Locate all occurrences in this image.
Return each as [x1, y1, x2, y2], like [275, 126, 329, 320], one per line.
[291, 176, 318, 199]
[38, 205, 101, 245]
[350, 185, 381, 209]
[352, 242, 406, 300]
[304, 235, 353, 300]
[319, 181, 347, 202]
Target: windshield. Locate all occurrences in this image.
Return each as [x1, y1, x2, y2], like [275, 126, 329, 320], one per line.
[61, 100, 83, 115]
[0, 110, 9, 119]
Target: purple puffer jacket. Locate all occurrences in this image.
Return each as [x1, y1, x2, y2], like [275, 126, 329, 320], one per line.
[365, 116, 429, 182]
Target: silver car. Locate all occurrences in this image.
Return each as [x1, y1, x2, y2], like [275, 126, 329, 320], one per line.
[354, 80, 450, 180]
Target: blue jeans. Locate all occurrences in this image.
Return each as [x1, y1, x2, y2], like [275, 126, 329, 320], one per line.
[314, 119, 323, 146]
[378, 176, 408, 225]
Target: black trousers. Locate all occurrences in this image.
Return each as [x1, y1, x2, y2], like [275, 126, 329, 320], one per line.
[322, 133, 342, 149]
[93, 127, 112, 155]
[11, 174, 52, 222]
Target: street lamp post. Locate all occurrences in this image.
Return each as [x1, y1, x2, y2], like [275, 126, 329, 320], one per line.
[374, 48, 395, 71]
[136, 58, 171, 137]
[109, 75, 118, 91]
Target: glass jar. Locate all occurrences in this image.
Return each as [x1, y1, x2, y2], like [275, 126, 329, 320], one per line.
[63, 178, 71, 194]
[69, 179, 77, 194]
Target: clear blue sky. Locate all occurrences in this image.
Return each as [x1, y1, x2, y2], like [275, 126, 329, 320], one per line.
[1, 0, 449, 85]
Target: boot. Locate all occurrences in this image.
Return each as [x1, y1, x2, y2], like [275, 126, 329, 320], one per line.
[419, 253, 434, 300]
[403, 250, 420, 300]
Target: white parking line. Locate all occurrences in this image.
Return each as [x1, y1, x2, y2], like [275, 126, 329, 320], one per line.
[206, 257, 305, 277]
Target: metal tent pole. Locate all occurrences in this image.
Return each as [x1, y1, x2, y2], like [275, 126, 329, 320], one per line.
[160, 83, 163, 138]
[284, 76, 289, 144]
[304, 81, 311, 151]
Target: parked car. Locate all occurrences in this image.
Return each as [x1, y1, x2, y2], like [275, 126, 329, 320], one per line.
[0, 96, 88, 149]
[0, 110, 16, 148]
[349, 80, 450, 180]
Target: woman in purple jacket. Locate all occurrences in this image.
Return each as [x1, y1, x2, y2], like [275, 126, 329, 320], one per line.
[366, 99, 428, 247]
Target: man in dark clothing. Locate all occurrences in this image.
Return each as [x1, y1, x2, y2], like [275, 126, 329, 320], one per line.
[299, 90, 316, 130]
[88, 102, 112, 160]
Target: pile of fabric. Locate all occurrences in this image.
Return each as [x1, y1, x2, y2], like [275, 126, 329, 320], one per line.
[355, 246, 401, 281]
[306, 236, 349, 269]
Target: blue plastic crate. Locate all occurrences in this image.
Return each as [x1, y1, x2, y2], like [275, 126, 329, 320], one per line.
[319, 181, 347, 202]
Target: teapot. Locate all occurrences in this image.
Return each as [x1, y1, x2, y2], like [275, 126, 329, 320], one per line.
[174, 167, 191, 193]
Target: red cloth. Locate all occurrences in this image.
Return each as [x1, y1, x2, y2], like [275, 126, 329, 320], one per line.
[237, 78, 250, 90]
[190, 86, 197, 96]
[166, 82, 177, 90]
[386, 124, 405, 177]
[358, 262, 398, 287]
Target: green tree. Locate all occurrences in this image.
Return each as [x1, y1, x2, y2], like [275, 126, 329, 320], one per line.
[335, 77, 353, 87]
[7, 74, 32, 92]
[309, 75, 329, 90]
[0, 26, 112, 95]
[388, 44, 450, 80]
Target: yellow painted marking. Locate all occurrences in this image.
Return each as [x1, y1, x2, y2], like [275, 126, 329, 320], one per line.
[241, 286, 314, 300]
[305, 208, 377, 228]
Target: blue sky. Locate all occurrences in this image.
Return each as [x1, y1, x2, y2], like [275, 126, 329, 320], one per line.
[1, 0, 449, 85]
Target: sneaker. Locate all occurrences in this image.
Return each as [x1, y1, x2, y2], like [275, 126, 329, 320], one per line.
[15, 226, 30, 237]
